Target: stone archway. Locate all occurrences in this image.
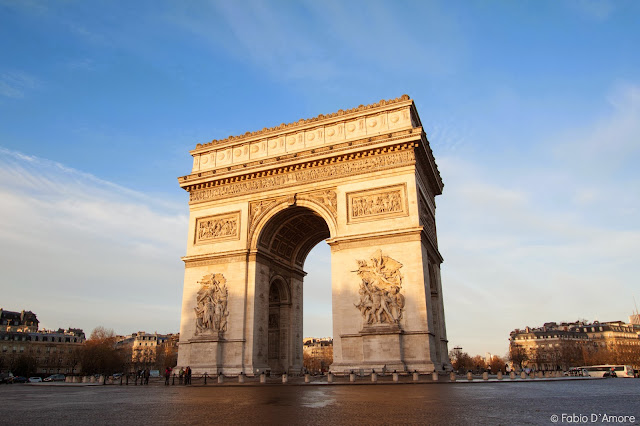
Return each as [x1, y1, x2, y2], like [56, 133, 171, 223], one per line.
[176, 95, 451, 375]
[251, 204, 331, 374]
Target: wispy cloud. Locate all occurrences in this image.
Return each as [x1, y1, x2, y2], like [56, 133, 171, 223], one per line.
[0, 148, 187, 334]
[437, 83, 640, 355]
[165, 1, 463, 83]
[0, 71, 39, 98]
[567, 0, 615, 21]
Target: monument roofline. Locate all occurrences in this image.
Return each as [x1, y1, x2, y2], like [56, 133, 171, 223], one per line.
[190, 94, 416, 155]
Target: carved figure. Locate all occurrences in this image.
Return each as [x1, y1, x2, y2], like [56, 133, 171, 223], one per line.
[354, 250, 404, 327]
[351, 191, 403, 218]
[194, 273, 230, 335]
[197, 217, 238, 241]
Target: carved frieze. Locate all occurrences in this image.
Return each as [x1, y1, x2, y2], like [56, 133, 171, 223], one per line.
[189, 148, 415, 203]
[194, 212, 240, 244]
[194, 273, 229, 336]
[347, 184, 408, 224]
[354, 250, 405, 328]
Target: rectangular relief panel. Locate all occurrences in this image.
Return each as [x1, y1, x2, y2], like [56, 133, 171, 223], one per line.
[194, 211, 241, 245]
[346, 183, 408, 224]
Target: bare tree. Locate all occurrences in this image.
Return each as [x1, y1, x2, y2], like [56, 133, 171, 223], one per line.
[509, 344, 528, 371]
[80, 326, 125, 376]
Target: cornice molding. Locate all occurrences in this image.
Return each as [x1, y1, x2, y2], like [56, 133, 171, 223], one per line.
[191, 94, 413, 153]
[180, 128, 420, 186]
[187, 143, 417, 204]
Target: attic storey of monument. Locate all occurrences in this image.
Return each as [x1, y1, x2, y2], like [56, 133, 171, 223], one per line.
[176, 95, 451, 375]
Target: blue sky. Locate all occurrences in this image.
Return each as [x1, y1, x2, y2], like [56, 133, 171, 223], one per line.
[1, 0, 638, 357]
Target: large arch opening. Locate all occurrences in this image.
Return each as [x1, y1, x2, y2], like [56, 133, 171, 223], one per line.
[255, 205, 331, 374]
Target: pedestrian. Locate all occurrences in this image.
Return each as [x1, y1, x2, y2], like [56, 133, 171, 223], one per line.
[186, 366, 191, 385]
[179, 367, 184, 385]
[164, 367, 171, 385]
[144, 368, 150, 385]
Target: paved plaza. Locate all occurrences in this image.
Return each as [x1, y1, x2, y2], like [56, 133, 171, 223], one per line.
[2, 378, 638, 425]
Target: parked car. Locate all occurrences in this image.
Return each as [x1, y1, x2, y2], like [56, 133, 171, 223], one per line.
[0, 372, 14, 384]
[43, 374, 66, 382]
[28, 377, 43, 383]
[12, 376, 28, 383]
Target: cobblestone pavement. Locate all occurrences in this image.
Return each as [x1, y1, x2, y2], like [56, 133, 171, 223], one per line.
[2, 378, 639, 425]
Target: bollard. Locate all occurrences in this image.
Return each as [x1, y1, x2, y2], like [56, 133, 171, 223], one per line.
[304, 373, 310, 383]
[218, 373, 224, 384]
[349, 372, 356, 382]
[260, 372, 266, 384]
[521, 371, 526, 379]
[449, 372, 456, 382]
[497, 371, 503, 380]
[467, 372, 473, 381]
[371, 372, 378, 382]
[238, 372, 245, 384]
[393, 371, 399, 382]
[509, 371, 515, 380]
[327, 372, 333, 383]
[482, 372, 489, 380]
[432, 372, 438, 382]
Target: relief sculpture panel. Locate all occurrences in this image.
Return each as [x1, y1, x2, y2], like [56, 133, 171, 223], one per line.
[195, 212, 240, 244]
[194, 273, 229, 336]
[354, 250, 405, 328]
[347, 184, 407, 223]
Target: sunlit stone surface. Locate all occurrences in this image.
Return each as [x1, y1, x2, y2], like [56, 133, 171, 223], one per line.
[176, 96, 450, 375]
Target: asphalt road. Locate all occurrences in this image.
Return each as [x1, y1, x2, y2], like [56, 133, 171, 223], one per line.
[2, 379, 639, 425]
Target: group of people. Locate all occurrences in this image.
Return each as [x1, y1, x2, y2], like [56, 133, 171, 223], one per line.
[137, 369, 151, 385]
[179, 366, 192, 385]
[164, 366, 193, 385]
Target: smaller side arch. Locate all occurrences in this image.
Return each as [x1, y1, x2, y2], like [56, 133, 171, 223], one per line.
[268, 275, 291, 304]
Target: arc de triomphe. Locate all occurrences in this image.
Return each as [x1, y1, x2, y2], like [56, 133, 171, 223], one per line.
[176, 95, 450, 374]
